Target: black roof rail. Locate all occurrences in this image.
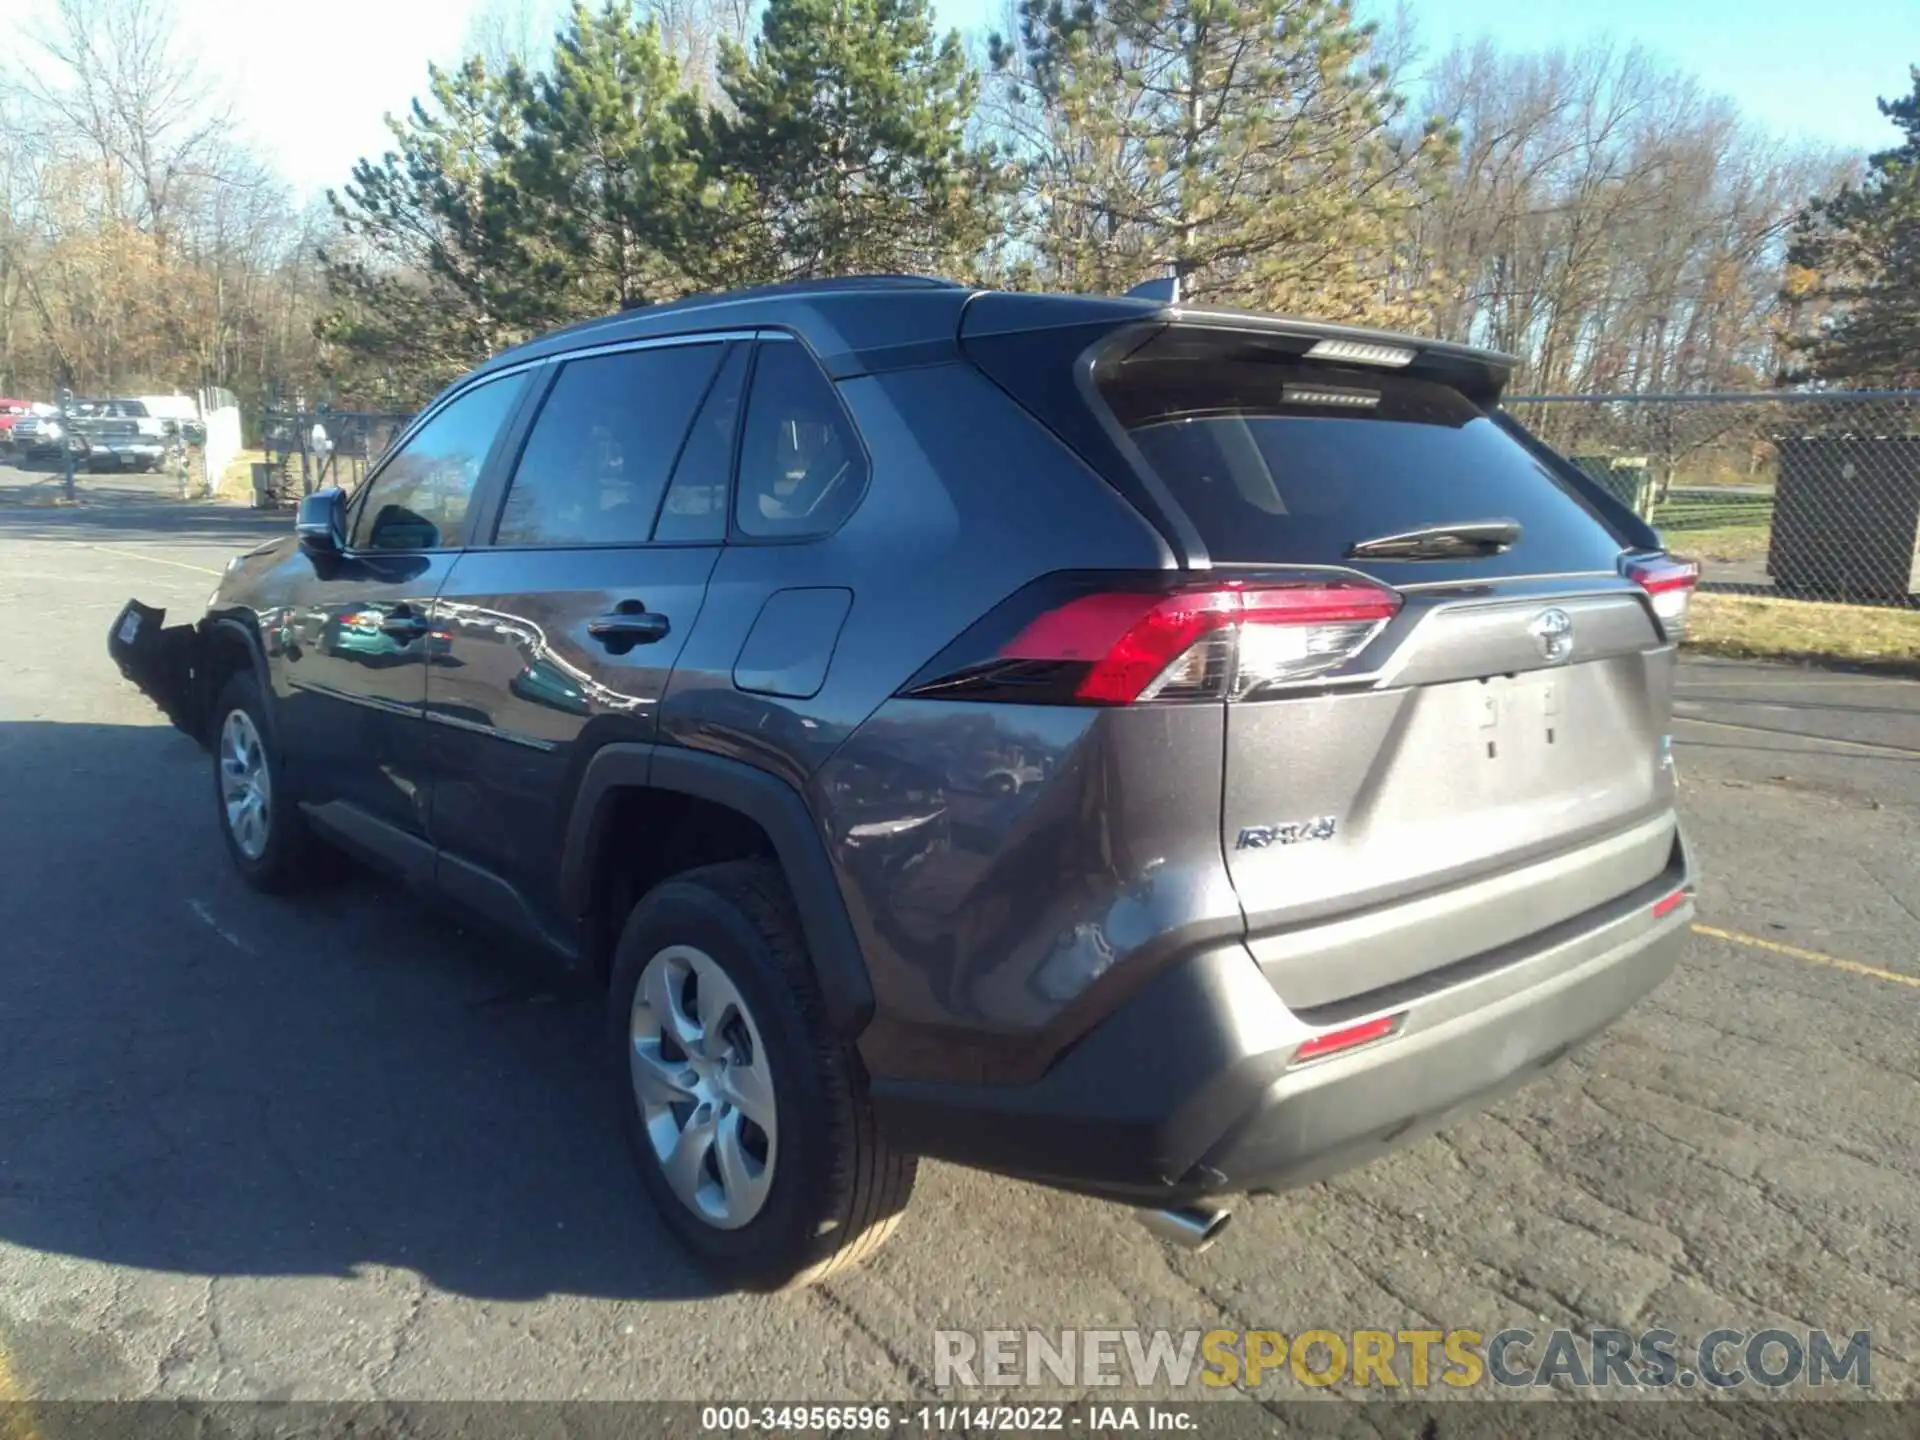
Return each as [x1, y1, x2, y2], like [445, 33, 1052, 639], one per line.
[619, 274, 965, 310]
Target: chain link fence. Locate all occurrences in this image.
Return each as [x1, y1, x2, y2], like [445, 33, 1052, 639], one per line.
[259, 404, 414, 502]
[1506, 391, 1920, 608]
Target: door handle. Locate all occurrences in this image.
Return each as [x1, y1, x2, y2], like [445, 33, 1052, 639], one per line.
[380, 610, 430, 639]
[588, 604, 670, 647]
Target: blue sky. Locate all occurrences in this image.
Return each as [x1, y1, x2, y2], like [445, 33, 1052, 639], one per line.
[1358, 0, 1916, 152]
[1, 0, 1912, 197]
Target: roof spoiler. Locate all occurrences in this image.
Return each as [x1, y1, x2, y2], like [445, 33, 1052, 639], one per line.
[1111, 311, 1514, 408]
[958, 292, 1516, 407]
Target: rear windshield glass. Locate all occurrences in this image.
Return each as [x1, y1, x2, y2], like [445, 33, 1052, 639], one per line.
[1099, 354, 1626, 575]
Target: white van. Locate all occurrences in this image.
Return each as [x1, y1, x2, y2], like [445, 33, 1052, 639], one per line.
[131, 395, 202, 428]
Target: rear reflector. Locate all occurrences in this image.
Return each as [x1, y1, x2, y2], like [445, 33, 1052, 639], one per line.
[998, 580, 1402, 705]
[1625, 554, 1699, 639]
[1290, 1012, 1405, 1066]
[1651, 888, 1690, 920]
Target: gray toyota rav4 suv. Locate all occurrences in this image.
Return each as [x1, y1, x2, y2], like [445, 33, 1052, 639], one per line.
[110, 276, 1696, 1289]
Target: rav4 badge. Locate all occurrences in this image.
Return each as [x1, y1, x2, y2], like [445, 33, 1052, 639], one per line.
[1237, 816, 1338, 850]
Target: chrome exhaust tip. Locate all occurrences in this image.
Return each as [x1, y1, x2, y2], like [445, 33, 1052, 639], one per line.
[1137, 1205, 1232, 1252]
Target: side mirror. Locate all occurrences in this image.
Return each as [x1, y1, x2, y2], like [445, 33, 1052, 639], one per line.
[296, 487, 347, 554]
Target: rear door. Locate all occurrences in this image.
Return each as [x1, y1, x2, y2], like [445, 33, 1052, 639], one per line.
[1093, 332, 1683, 1009]
[424, 337, 745, 923]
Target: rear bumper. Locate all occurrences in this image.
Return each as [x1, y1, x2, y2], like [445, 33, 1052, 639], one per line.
[108, 599, 206, 741]
[871, 844, 1691, 1205]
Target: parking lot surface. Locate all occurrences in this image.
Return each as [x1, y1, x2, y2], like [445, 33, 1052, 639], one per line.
[1, 467, 1916, 1411]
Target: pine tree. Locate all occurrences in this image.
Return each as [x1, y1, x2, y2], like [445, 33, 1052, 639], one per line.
[503, 2, 701, 311]
[1783, 67, 1920, 388]
[318, 57, 536, 401]
[993, 0, 1450, 323]
[682, 0, 1003, 287]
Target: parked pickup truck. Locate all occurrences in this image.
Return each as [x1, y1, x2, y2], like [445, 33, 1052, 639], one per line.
[0, 398, 33, 446]
[70, 398, 175, 472]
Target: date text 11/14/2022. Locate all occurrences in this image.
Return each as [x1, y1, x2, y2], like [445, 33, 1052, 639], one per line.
[698, 1405, 1197, 1432]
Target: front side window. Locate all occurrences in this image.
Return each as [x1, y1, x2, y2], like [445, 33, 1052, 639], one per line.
[495, 344, 723, 547]
[734, 340, 867, 539]
[349, 373, 526, 551]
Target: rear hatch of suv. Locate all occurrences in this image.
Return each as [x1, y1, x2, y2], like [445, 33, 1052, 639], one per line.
[962, 304, 1693, 1015]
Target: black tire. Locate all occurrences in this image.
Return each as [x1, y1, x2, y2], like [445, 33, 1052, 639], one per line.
[210, 669, 320, 892]
[608, 859, 915, 1290]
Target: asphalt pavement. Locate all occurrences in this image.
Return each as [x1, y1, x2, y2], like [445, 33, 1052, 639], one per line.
[0, 466, 1916, 1413]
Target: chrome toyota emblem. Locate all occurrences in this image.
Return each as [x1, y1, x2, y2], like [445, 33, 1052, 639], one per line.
[1529, 608, 1574, 663]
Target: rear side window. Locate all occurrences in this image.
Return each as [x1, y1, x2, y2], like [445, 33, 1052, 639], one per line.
[734, 340, 867, 539]
[1099, 353, 1627, 576]
[496, 343, 722, 546]
[655, 343, 749, 543]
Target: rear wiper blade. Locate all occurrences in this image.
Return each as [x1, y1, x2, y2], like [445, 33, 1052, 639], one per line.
[1346, 519, 1521, 560]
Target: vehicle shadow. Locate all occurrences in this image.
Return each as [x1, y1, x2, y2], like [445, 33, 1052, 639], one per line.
[0, 718, 722, 1303]
[0, 499, 291, 549]
[0, 462, 293, 548]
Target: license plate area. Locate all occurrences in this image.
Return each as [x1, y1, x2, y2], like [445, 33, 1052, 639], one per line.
[1473, 670, 1564, 764]
[1446, 662, 1649, 811]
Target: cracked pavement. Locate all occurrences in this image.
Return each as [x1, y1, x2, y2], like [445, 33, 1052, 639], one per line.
[0, 467, 1916, 1411]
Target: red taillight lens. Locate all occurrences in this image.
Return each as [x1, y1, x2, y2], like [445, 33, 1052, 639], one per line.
[1290, 1011, 1404, 1066]
[1626, 554, 1699, 639]
[998, 581, 1401, 705]
[1000, 589, 1237, 703]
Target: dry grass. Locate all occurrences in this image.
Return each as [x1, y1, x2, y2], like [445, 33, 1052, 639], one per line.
[1686, 593, 1920, 676]
[215, 447, 273, 502]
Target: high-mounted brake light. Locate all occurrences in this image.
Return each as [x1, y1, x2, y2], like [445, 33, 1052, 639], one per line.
[1625, 555, 1699, 639]
[997, 580, 1402, 705]
[1282, 384, 1380, 409]
[1305, 338, 1416, 369]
